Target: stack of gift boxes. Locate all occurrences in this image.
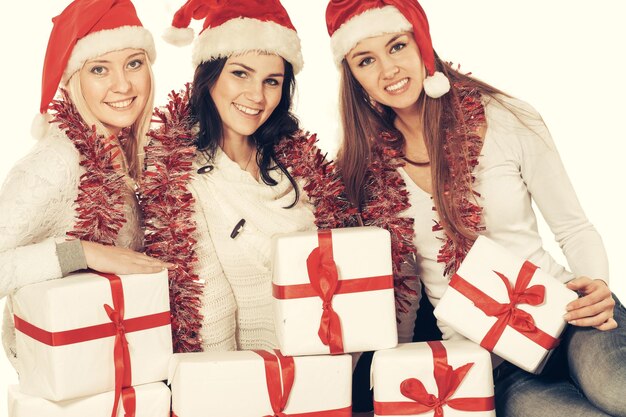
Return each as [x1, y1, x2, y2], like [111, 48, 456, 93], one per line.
[6, 229, 578, 416]
[7, 271, 173, 416]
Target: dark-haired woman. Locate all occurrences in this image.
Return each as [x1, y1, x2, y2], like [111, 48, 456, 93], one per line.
[325, 1, 626, 416]
[141, 1, 349, 354]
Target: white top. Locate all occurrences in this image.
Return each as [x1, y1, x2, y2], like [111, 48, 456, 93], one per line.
[397, 95, 609, 341]
[0, 125, 142, 367]
[189, 147, 316, 352]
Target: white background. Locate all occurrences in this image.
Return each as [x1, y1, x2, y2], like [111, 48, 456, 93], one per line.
[0, 1, 624, 414]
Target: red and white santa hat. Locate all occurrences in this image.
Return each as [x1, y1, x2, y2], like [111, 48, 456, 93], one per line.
[326, 0, 450, 98]
[163, 0, 303, 74]
[33, 0, 156, 139]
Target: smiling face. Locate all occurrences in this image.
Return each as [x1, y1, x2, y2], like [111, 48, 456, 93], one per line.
[346, 32, 426, 113]
[79, 48, 151, 135]
[209, 52, 285, 143]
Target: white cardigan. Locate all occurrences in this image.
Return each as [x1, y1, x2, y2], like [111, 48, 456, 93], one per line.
[189, 148, 316, 352]
[0, 125, 142, 367]
[397, 95, 609, 342]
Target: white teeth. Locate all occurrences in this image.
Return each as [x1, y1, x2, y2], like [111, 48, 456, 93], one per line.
[385, 78, 408, 92]
[234, 103, 261, 115]
[106, 98, 133, 109]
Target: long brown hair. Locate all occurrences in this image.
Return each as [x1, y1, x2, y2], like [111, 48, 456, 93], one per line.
[337, 53, 505, 243]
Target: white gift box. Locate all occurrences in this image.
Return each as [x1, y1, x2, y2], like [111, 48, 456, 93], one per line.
[8, 382, 171, 417]
[272, 226, 398, 356]
[372, 340, 495, 417]
[12, 270, 173, 401]
[169, 350, 352, 417]
[433, 236, 578, 373]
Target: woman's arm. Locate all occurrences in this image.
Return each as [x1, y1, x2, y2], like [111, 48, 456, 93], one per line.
[517, 108, 615, 330]
[0, 142, 76, 298]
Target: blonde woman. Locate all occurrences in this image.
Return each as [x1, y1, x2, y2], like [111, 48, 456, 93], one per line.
[0, 0, 172, 368]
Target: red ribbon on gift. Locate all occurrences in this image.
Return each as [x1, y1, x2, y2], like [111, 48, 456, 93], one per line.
[272, 229, 393, 354]
[449, 260, 559, 351]
[14, 272, 171, 417]
[254, 350, 352, 417]
[374, 341, 495, 416]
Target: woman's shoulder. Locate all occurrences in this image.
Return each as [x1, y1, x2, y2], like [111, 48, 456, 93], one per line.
[481, 93, 554, 156]
[482, 94, 543, 129]
[10, 125, 80, 179]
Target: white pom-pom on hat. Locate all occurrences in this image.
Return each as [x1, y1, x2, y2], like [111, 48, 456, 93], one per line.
[31, 113, 52, 140]
[423, 71, 450, 99]
[162, 26, 195, 47]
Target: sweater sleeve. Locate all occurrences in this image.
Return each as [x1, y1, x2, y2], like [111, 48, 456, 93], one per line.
[0, 140, 79, 298]
[515, 105, 609, 284]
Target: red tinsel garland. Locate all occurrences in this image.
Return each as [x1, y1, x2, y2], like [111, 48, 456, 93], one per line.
[49, 90, 127, 245]
[140, 85, 204, 353]
[274, 133, 356, 229]
[359, 136, 421, 316]
[140, 85, 358, 352]
[433, 86, 486, 276]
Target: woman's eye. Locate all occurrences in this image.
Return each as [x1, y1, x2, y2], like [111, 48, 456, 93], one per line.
[127, 59, 143, 70]
[264, 78, 280, 87]
[90, 66, 107, 75]
[358, 57, 375, 67]
[390, 42, 406, 53]
[232, 70, 248, 79]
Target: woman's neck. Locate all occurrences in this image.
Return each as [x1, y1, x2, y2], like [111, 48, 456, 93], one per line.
[220, 134, 258, 177]
[393, 105, 428, 157]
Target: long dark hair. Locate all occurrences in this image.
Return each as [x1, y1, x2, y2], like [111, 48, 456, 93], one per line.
[338, 53, 507, 243]
[190, 56, 302, 207]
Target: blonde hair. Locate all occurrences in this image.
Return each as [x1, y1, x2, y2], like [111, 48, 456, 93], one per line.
[65, 58, 155, 180]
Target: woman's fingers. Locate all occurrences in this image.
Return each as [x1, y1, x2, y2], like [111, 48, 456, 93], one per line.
[564, 276, 616, 331]
[81, 240, 176, 275]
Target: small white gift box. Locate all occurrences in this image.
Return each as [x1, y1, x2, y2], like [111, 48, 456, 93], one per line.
[434, 236, 578, 373]
[272, 226, 398, 356]
[372, 340, 495, 417]
[8, 382, 171, 417]
[169, 350, 352, 417]
[12, 270, 173, 401]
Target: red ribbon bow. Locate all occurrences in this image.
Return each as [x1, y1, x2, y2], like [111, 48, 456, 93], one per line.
[449, 261, 559, 351]
[374, 341, 495, 416]
[306, 230, 344, 354]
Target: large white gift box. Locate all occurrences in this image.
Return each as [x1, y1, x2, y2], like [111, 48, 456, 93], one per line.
[272, 226, 398, 356]
[8, 382, 171, 417]
[372, 340, 495, 417]
[169, 350, 352, 417]
[434, 236, 578, 373]
[12, 270, 173, 401]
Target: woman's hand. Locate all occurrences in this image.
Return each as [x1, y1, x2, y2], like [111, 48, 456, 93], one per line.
[565, 277, 617, 331]
[81, 241, 175, 275]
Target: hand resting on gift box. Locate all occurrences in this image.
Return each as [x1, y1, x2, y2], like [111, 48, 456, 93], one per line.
[82, 241, 176, 275]
[564, 277, 617, 331]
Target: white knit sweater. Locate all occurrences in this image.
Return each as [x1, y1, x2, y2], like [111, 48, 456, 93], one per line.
[397, 95, 609, 341]
[189, 147, 316, 351]
[0, 125, 142, 367]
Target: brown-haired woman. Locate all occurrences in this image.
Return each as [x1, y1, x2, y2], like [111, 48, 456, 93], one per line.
[325, 1, 626, 416]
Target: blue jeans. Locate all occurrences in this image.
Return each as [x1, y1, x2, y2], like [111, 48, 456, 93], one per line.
[494, 294, 626, 417]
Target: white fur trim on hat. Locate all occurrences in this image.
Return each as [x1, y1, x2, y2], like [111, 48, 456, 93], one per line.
[62, 25, 156, 84]
[330, 6, 412, 67]
[31, 112, 53, 140]
[192, 18, 304, 74]
[423, 71, 450, 98]
[163, 26, 195, 47]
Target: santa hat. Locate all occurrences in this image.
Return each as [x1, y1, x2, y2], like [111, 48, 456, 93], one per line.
[325, 0, 450, 98]
[163, 0, 303, 74]
[33, 0, 156, 139]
